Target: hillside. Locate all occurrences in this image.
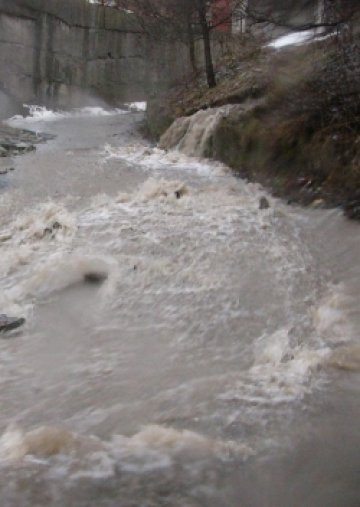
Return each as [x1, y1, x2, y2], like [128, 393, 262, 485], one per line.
[146, 34, 360, 218]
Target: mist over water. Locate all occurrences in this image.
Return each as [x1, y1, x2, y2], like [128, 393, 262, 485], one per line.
[0, 107, 359, 506]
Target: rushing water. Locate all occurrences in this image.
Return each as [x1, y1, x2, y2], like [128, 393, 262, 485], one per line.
[0, 106, 359, 507]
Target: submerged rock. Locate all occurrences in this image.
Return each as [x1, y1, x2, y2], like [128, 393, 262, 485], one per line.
[259, 196, 270, 210]
[0, 315, 25, 333]
[42, 221, 63, 238]
[174, 188, 186, 199]
[84, 272, 108, 284]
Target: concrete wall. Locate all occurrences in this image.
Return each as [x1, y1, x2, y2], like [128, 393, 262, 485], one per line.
[0, 0, 193, 116]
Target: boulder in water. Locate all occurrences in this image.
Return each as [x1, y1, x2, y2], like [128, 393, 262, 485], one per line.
[259, 196, 270, 210]
[0, 315, 25, 333]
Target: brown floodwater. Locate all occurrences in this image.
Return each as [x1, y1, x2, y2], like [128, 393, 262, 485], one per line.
[0, 107, 359, 507]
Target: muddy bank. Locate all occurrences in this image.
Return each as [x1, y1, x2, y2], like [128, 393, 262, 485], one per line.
[209, 103, 360, 217]
[146, 38, 360, 219]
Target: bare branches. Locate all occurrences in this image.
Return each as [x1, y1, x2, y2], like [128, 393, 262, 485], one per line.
[246, 0, 359, 35]
[91, 1, 360, 90]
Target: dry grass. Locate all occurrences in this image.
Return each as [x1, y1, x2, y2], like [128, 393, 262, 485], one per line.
[147, 33, 360, 211]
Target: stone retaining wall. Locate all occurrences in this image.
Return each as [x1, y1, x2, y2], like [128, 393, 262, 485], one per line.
[0, 0, 192, 117]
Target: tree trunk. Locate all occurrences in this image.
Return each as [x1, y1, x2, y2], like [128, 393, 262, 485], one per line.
[187, 19, 197, 74]
[197, 2, 216, 88]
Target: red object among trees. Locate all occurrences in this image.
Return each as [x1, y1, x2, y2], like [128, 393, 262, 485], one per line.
[212, 0, 232, 32]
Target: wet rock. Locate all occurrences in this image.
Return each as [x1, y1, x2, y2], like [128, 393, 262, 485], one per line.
[14, 144, 34, 155]
[0, 315, 25, 333]
[259, 196, 270, 210]
[0, 125, 54, 159]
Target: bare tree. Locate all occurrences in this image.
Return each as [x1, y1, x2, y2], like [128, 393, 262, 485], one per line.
[104, 0, 246, 89]
[94, 1, 360, 89]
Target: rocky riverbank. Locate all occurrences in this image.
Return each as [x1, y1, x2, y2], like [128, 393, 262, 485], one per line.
[146, 35, 360, 219]
[0, 124, 53, 173]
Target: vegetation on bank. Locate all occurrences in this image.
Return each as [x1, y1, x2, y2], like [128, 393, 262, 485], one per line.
[146, 33, 360, 218]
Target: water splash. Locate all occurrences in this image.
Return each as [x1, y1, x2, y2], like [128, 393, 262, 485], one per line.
[0, 423, 251, 465]
[159, 106, 232, 158]
[103, 143, 228, 178]
[7, 105, 128, 126]
[124, 102, 147, 112]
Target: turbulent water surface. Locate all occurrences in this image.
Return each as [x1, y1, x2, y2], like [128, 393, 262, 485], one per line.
[0, 106, 359, 507]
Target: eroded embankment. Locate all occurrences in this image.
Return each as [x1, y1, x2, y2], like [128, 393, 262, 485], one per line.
[146, 38, 360, 219]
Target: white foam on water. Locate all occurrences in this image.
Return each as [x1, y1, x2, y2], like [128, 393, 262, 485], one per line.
[313, 284, 352, 341]
[19, 252, 115, 298]
[250, 328, 329, 399]
[312, 285, 360, 372]
[133, 177, 188, 202]
[111, 425, 251, 472]
[219, 280, 356, 409]
[0, 172, 346, 409]
[103, 143, 230, 178]
[219, 337, 328, 412]
[0, 425, 103, 461]
[102, 105, 243, 180]
[7, 105, 128, 127]
[77, 177, 337, 406]
[0, 423, 251, 479]
[0, 107, 358, 507]
[70, 451, 117, 480]
[0, 248, 116, 316]
[0, 202, 77, 314]
[124, 101, 147, 112]
[0, 200, 117, 315]
[3, 201, 76, 247]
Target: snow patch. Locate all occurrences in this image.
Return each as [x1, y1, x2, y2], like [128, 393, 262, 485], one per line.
[268, 30, 315, 48]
